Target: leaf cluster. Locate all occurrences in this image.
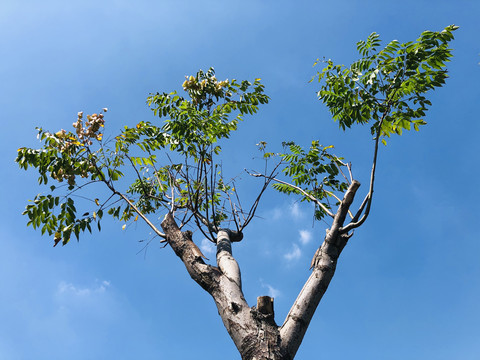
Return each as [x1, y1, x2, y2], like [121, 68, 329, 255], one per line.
[16, 69, 269, 245]
[269, 25, 457, 223]
[22, 193, 101, 247]
[145, 68, 268, 160]
[315, 25, 458, 143]
[272, 141, 349, 220]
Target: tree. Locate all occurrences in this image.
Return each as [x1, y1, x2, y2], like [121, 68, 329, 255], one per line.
[16, 25, 457, 359]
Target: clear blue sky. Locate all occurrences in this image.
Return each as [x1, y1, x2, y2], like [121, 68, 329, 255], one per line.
[1, 1, 479, 359]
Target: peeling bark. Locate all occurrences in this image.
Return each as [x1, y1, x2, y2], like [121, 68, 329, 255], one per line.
[161, 213, 220, 292]
[161, 213, 284, 359]
[161, 180, 361, 360]
[217, 229, 242, 288]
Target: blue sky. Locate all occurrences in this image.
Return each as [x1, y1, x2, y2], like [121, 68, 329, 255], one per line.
[1, 1, 479, 359]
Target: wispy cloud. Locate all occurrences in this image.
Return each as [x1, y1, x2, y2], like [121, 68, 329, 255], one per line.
[271, 207, 283, 221]
[284, 243, 301, 261]
[290, 202, 303, 219]
[268, 202, 306, 222]
[260, 280, 281, 298]
[57, 280, 111, 297]
[299, 229, 312, 245]
[265, 284, 281, 298]
[200, 238, 216, 255]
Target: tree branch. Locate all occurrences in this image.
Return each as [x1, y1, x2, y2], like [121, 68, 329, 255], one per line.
[279, 180, 360, 359]
[249, 171, 336, 219]
[216, 229, 242, 288]
[341, 108, 389, 234]
[240, 170, 275, 230]
[117, 192, 166, 239]
[161, 213, 259, 356]
[86, 147, 166, 239]
[325, 190, 353, 219]
[126, 154, 151, 199]
[161, 212, 218, 290]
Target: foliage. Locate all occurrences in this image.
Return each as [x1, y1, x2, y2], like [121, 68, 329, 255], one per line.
[272, 141, 349, 220]
[16, 25, 458, 247]
[314, 24, 458, 144]
[267, 25, 458, 219]
[16, 68, 269, 245]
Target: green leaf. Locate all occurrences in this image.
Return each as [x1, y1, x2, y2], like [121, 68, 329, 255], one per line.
[315, 25, 457, 138]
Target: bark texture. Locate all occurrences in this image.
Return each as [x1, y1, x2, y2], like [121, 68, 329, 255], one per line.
[161, 214, 283, 359]
[161, 180, 361, 360]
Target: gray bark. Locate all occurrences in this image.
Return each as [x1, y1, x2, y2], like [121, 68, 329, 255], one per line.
[161, 180, 361, 360]
[161, 214, 283, 359]
[279, 180, 360, 358]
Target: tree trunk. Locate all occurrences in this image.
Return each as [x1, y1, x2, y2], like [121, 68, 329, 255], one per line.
[160, 180, 361, 360]
[160, 214, 281, 358]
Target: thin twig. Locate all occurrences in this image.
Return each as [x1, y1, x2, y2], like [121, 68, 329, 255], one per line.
[116, 192, 166, 238]
[227, 192, 240, 232]
[347, 162, 353, 183]
[335, 161, 351, 185]
[126, 154, 151, 199]
[232, 182, 246, 224]
[249, 171, 335, 219]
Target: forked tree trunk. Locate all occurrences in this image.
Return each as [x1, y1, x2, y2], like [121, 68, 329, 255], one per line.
[161, 181, 360, 360]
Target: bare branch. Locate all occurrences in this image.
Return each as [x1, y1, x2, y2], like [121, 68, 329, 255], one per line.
[227, 192, 240, 232]
[241, 161, 283, 230]
[248, 171, 336, 219]
[116, 192, 166, 239]
[232, 182, 247, 224]
[347, 162, 353, 183]
[167, 169, 176, 213]
[351, 192, 369, 223]
[181, 158, 216, 242]
[179, 210, 195, 229]
[202, 157, 217, 240]
[240, 177, 271, 230]
[334, 160, 351, 185]
[280, 180, 360, 359]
